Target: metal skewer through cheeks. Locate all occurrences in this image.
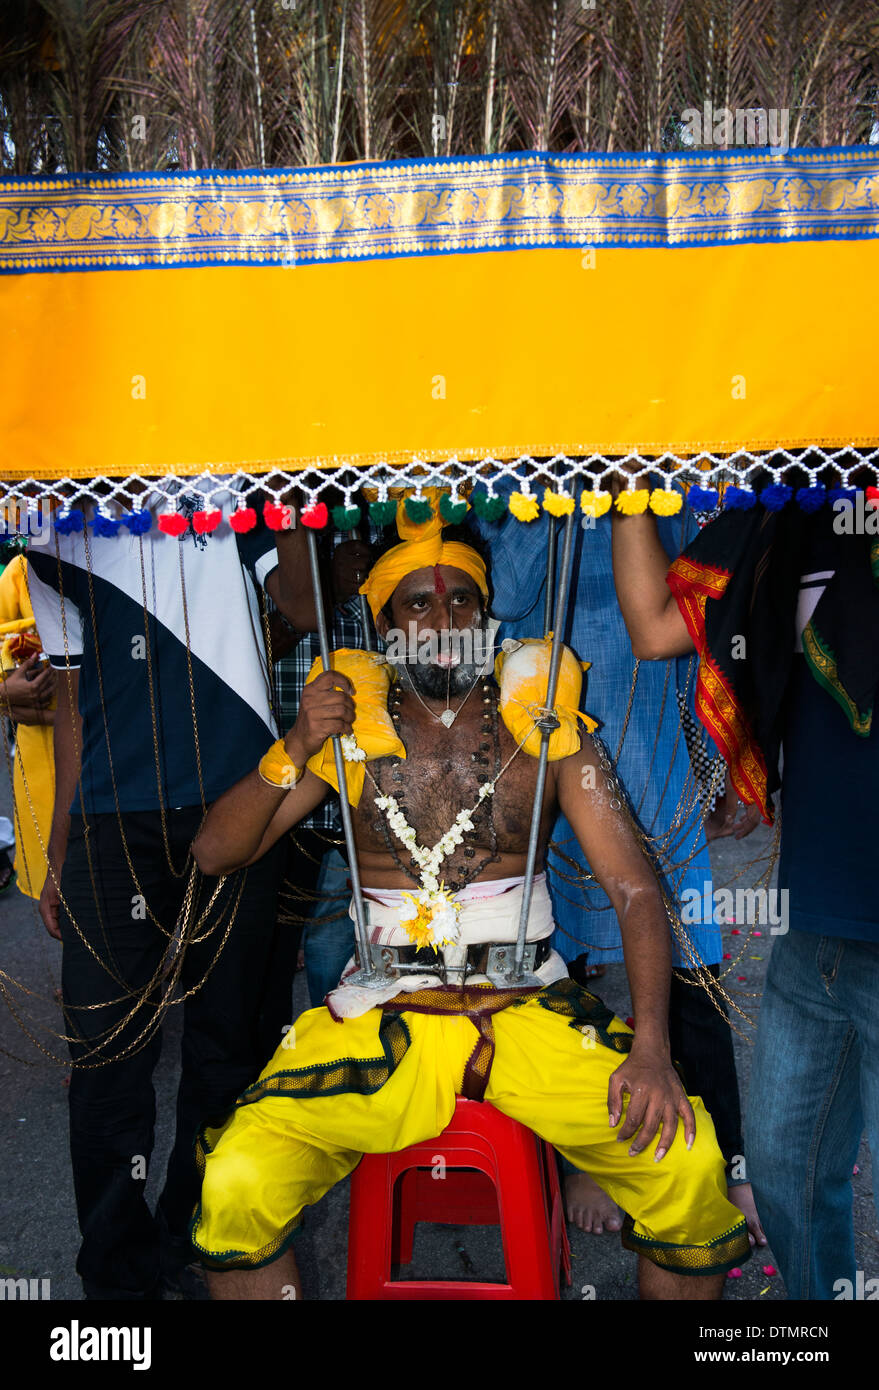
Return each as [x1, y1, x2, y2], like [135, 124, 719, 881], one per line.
[305, 526, 382, 987]
[505, 505, 578, 986]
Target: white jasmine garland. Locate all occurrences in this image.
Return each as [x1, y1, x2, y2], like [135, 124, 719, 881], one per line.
[372, 783, 497, 948]
[341, 733, 366, 763]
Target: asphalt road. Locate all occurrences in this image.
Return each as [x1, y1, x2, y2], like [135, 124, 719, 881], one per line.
[1, 780, 875, 1305]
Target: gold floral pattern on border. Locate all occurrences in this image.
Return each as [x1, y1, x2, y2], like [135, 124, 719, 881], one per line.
[1, 148, 878, 272]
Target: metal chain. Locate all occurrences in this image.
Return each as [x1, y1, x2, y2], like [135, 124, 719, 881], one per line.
[0, 528, 247, 1065]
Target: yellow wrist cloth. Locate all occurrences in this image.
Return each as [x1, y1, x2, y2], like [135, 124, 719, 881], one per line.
[258, 738, 303, 789]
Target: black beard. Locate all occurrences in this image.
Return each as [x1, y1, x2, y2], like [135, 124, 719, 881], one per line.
[401, 661, 486, 700]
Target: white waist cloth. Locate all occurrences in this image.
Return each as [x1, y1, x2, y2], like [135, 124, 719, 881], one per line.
[325, 876, 568, 1019]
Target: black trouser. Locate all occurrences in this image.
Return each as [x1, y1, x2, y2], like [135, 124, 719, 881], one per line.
[567, 958, 744, 1173]
[60, 807, 287, 1298]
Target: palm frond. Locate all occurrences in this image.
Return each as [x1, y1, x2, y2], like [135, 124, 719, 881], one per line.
[1, 0, 874, 171]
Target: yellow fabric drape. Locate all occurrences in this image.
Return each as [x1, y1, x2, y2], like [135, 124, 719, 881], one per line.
[0, 556, 55, 898]
[2, 240, 878, 480]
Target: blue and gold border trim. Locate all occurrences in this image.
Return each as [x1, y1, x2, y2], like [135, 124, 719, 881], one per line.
[1, 146, 878, 273]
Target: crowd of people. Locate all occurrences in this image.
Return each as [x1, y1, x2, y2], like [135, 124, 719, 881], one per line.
[1, 470, 875, 1302]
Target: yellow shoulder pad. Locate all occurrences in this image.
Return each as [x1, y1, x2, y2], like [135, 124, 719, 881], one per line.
[495, 638, 597, 760]
[304, 649, 405, 805]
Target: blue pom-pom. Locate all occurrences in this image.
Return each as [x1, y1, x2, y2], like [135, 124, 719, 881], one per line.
[121, 509, 152, 535]
[90, 511, 122, 537]
[828, 487, 858, 508]
[688, 486, 719, 511]
[724, 487, 756, 510]
[55, 508, 85, 535]
[795, 485, 826, 513]
[760, 484, 792, 511]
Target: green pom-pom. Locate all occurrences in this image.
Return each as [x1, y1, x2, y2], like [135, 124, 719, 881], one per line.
[369, 499, 398, 526]
[331, 504, 362, 531]
[471, 490, 506, 522]
[404, 496, 433, 524]
[439, 494, 469, 525]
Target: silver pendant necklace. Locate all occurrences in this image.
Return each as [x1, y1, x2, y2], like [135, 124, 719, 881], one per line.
[399, 671, 480, 727]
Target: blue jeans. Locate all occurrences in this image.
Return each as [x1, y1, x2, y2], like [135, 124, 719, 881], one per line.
[746, 931, 879, 1300]
[302, 848, 354, 1006]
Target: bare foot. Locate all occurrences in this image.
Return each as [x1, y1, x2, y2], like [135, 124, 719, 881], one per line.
[727, 1181, 767, 1248]
[565, 1171, 623, 1235]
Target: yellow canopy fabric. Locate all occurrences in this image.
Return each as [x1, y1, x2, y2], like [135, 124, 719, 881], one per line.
[1, 150, 878, 480]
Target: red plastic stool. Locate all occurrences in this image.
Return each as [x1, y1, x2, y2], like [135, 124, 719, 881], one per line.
[347, 1097, 572, 1300]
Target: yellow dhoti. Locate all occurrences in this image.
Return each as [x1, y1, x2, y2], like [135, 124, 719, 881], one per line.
[190, 979, 750, 1277]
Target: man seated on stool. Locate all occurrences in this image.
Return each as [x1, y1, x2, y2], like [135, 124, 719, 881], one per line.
[190, 512, 750, 1300]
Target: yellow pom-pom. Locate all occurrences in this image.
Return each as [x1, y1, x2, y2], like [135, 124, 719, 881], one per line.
[543, 489, 575, 517]
[580, 490, 612, 518]
[649, 488, 682, 516]
[614, 489, 650, 515]
[509, 490, 540, 522]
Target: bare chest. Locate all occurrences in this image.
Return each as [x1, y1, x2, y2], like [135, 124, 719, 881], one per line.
[354, 715, 552, 859]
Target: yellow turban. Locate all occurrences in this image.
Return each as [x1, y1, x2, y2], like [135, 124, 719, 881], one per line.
[359, 492, 488, 621]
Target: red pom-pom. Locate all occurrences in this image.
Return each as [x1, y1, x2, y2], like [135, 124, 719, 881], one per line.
[158, 513, 188, 537]
[730, 928, 741, 936]
[723, 953, 732, 960]
[192, 509, 222, 534]
[300, 502, 329, 529]
[229, 507, 257, 533]
[263, 501, 293, 530]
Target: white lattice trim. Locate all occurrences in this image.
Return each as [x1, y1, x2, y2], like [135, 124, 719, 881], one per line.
[2, 447, 878, 517]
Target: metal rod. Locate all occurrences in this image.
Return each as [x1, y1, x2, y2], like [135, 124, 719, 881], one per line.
[542, 514, 557, 634]
[305, 527, 377, 980]
[350, 526, 374, 652]
[358, 594, 374, 652]
[510, 506, 578, 980]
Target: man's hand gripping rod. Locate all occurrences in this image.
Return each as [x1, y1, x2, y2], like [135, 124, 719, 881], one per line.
[305, 524, 382, 987]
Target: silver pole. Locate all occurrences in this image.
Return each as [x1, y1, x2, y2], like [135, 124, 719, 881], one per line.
[349, 528, 374, 652]
[305, 527, 378, 982]
[508, 506, 577, 983]
[358, 595, 374, 652]
[542, 514, 557, 634]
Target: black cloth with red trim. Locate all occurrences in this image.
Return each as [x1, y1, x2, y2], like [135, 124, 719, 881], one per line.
[666, 506, 879, 823]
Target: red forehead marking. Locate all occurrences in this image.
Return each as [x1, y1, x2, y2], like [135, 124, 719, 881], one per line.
[433, 565, 446, 594]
